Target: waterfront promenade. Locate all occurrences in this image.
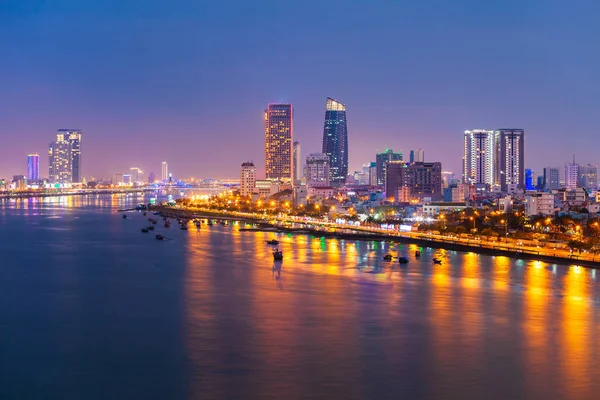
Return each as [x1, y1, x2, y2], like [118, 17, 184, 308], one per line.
[154, 205, 600, 267]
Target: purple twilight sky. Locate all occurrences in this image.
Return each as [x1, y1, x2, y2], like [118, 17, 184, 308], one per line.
[0, 0, 599, 180]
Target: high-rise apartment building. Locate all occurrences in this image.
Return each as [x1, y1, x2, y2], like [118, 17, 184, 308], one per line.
[376, 149, 402, 186]
[129, 168, 144, 183]
[48, 129, 82, 184]
[161, 162, 168, 181]
[305, 153, 330, 189]
[240, 162, 257, 196]
[293, 141, 301, 183]
[386, 161, 442, 201]
[322, 98, 348, 185]
[579, 164, 598, 189]
[495, 129, 525, 191]
[543, 167, 560, 190]
[565, 161, 580, 190]
[463, 129, 494, 186]
[27, 153, 39, 181]
[265, 103, 293, 182]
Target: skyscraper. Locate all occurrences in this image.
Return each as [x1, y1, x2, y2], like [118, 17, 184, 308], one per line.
[565, 160, 579, 190]
[293, 141, 301, 182]
[161, 162, 168, 181]
[376, 149, 403, 186]
[265, 103, 293, 182]
[129, 168, 144, 183]
[48, 129, 82, 184]
[495, 129, 525, 191]
[542, 167, 559, 190]
[322, 97, 348, 185]
[27, 153, 39, 181]
[414, 149, 424, 163]
[463, 129, 494, 186]
[525, 168, 534, 190]
[240, 162, 257, 196]
[579, 164, 598, 189]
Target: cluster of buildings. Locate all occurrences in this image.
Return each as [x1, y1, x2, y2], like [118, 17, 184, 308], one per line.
[237, 102, 600, 221]
[2, 129, 176, 191]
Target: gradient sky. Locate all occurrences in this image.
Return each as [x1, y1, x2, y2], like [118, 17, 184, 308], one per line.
[1, 0, 598, 180]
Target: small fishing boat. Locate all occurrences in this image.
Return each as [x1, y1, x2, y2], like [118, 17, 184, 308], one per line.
[383, 254, 394, 261]
[207, 221, 214, 226]
[398, 257, 409, 264]
[148, 225, 155, 231]
[153, 212, 160, 215]
[266, 239, 279, 245]
[152, 220, 157, 225]
[143, 212, 147, 216]
[273, 249, 283, 260]
[165, 222, 171, 228]
[433, 258, 442, 264]
[180, 225, 188, 230]
[122, 214, 127, 219]
[156, 234, 165, 241]
[415, 250, 421, 257]
[148, 218, 153, 222]
[141, 227, 149, 233]
[220, 221, 226, 226]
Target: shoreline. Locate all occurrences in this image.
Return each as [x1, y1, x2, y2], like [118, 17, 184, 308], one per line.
[151, 206, 600, 268]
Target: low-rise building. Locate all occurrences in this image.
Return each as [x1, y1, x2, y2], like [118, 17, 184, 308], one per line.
[422, 202, 468, 217]
[524, 192, 555, 216]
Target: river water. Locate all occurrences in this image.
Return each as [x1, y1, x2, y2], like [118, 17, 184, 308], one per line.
[1, 194, 600, 399]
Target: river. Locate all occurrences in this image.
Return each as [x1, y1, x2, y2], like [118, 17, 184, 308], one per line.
[1, 194, 600, 399]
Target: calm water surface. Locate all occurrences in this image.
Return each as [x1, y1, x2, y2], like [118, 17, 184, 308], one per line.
[1, 195, 600, 399]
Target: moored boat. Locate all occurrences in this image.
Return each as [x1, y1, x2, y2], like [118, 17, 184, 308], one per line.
[273, 249, 283, 260]
[433, 258, 442, 264]
[156, 234, 165, 240]
[383, 254, 394, 261]
[148, 225, 155, 231]
[398, 257, 409, 264]
[415, 250, 421, 257]
[122, 214, 127, 219]
[141, 227, 149, 233]
[266, 239, 279, 245]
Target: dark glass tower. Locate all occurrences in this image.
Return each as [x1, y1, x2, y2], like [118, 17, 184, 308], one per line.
[322, 98, 348, 185]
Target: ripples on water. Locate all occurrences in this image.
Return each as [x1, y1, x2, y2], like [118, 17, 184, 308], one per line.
[1, 194, 600, 399]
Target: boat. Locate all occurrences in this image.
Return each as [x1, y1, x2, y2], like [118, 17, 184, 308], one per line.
[273, 249, 283, 260]
[148, 225, 155, 231]
[266, 239, 279, 245]
[148, 218, 153, 222]
[143, 212, 147, 216]
[152, 220, 157, 225]
[180, 225, 188, 230]
[156, 234, 165, 240]
[122, 214, 127, 219]
[165, 222, 171, 228]
[415, 250, 421, 257]
[153, 212, 160, 215]
[141, 227, 149, 233]
[207, 221, 214, 226]
[383, 254, 394, 261]
[398, 257, 409, 264]
[433, 258, 442, 264]
[220, 221, 226, 226]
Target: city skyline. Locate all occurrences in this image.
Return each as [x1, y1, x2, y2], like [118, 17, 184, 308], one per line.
[1, 1, 599, 179]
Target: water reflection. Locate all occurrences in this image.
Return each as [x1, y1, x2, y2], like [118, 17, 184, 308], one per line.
[180, 226, 600, 399]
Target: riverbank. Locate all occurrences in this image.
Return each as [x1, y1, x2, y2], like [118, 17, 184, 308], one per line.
[150, 205, 600, 268]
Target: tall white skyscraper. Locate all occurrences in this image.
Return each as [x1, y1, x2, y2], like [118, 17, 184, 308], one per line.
[463, 130, 494, 186]
[49, 129, 82, 184]
[240, 162, 257, 196]
[565, 160, 579, 190]
[161, 162, 168, 181]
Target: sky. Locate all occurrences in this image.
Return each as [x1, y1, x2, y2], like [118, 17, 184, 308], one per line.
[1, 0, 599, 180]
